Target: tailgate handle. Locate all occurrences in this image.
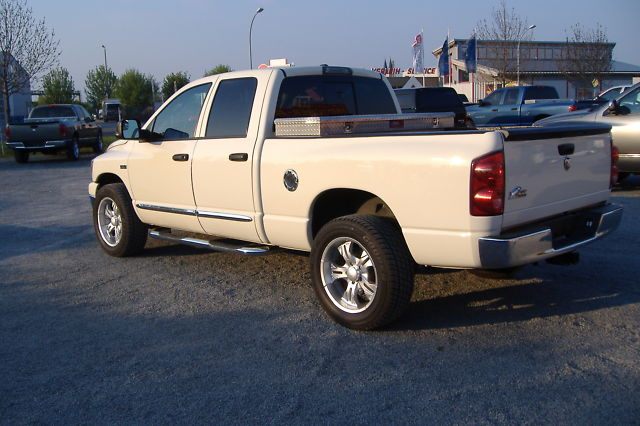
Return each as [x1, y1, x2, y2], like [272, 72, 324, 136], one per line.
[558, 143, 575, 156]
[172, 153, 189, 161]
[229, 153, 248, 162]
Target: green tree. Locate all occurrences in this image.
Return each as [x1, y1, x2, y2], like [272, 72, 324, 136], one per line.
[0, 0, 59, 128]
[161, 71, 190, 100]
[114, 69, 157, 119]
[85, 65, 117, 113]
[40, 67, 74, 104]
[204, 64, 232, 76]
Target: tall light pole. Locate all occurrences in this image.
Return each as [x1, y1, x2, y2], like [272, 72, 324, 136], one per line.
[101, 44, 109, 98]
[249, 7, 264, 69]
[101, 44, 108, 71]
[517, 24, 536, 86]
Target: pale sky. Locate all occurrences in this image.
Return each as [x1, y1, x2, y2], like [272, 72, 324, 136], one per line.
[26, 0, 640, 96]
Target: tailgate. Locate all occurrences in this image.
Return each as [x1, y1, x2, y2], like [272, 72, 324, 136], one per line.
[501, 123, 613, 229]
[9, 121, 62, 145]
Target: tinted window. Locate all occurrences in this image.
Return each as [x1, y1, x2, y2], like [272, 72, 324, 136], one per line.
[206, 78, 257, 138]
[523, 87, 558, 101]
[503, 88, 520, 105]
[483, 90, 502, 106]
[275, 75, 396, 119]
[354, 77, 396, 115]
[414, 88, 463, 110]
[30, 106, 76, 118]
[152, 83, 211, 139]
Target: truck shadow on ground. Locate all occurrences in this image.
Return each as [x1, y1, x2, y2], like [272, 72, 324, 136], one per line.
[391, 267, 638, 331]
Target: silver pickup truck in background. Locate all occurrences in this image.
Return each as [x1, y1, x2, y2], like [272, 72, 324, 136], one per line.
[5, 104, 103, 163]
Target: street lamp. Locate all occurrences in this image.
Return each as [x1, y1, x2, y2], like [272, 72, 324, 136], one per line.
[101, 44, 108, 71]
[249, 7, 264, 69]
[517, 24, 536, 86]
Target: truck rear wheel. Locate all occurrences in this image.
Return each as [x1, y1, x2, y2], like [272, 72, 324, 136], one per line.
[66, 136, 80, 161]
[14, 150, 29, 163]
[93, 183, 148, 257]
[310, 215, 415, 330]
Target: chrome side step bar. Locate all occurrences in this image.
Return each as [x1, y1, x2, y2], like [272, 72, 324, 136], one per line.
[149, 230, 271, 256]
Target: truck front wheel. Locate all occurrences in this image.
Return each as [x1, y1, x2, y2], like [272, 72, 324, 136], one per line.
[310, 215, 415, 330]
[93, 183, 148, 257]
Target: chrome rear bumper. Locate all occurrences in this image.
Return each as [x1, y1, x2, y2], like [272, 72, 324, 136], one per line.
[478, 203, 623, 269]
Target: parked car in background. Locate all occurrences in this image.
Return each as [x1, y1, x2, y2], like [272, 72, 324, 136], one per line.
[536, 82, 640, 180]
[466, 85, 576, 126]
[394, 87, 471, 127]
[571, 85, 633, 111]
[5, 104, 103, 163]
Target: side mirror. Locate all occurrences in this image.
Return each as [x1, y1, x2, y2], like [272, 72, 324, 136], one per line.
[116, 119, 141, 139]
[84, 116, 94, 123]
[478, 99, 488, 107]
[606, 100, 619, 115]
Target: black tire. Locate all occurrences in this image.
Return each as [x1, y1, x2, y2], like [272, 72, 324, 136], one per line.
[93, 183, 148, 257]
[617, 172, 630, 183]
[14, 150, 29, 163]
[93, 132, 104, 154]
[66, 136, 80, 161]
[310, 214, 415, 330]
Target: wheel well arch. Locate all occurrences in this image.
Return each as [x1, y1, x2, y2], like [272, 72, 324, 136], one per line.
[310, 189, 398, 238]
[96, 172, 124, 190]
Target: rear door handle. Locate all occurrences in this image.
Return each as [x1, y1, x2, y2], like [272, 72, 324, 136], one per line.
[229, 153, 248, 162]
[491, 108, 498, 112]
[172, 153, 189, 161]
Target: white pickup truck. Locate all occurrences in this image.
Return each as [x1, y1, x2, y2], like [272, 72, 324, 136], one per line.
[89, 66, 622, 330]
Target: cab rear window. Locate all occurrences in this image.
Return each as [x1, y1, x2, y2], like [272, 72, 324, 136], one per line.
[275, 75, 396, 119]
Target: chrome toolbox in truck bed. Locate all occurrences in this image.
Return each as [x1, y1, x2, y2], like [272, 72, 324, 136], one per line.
[274, 113, 455, 137]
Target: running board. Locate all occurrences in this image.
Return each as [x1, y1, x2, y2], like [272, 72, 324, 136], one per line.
[149, 230, 271, 256]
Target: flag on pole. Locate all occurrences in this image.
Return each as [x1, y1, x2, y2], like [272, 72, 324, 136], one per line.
[412, 32, 424, 74]
[438, 37, 449, 76]
[465, 35, 477, 73]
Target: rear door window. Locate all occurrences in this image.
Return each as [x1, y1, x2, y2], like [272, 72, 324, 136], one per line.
[206, 78, 258, 138]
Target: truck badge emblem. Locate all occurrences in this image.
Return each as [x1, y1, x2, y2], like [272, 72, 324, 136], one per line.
[508, 186, 527, 199]
[283, 169, 299, 191]
[563, 157, 571, 171]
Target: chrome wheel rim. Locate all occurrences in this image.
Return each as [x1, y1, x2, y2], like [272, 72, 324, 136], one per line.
[72, 140, 79, 158]
[97, 196, 122, 247]
[96, 134, 103, 151]
[320, 237, 378, 313]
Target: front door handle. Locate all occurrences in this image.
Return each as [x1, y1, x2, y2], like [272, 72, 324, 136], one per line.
[491, 108, 498, 112]
[229, 153, 248, 162]
[172, 153, 189, 161]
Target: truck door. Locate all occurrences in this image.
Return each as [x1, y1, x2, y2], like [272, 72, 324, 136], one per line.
[191, 74, 265, 243]
[127, 82, 213, 233]
[499, 88, 522, 125]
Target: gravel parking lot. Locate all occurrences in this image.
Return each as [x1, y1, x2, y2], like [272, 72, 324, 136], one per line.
[1, 153, 639, 424]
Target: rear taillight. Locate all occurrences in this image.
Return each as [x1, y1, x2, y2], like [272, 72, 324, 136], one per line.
[4, 125, 9, 139]
[59, 123, 67, 137]
[569, 104, 578, 112]
[470, 151, 505, 216]
[611, 143, 619, 188]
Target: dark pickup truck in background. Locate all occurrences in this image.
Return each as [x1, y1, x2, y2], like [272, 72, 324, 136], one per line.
[5, 104, 103, 163]
[394, 87, 471, 128]
[466, 85, 576, 126]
